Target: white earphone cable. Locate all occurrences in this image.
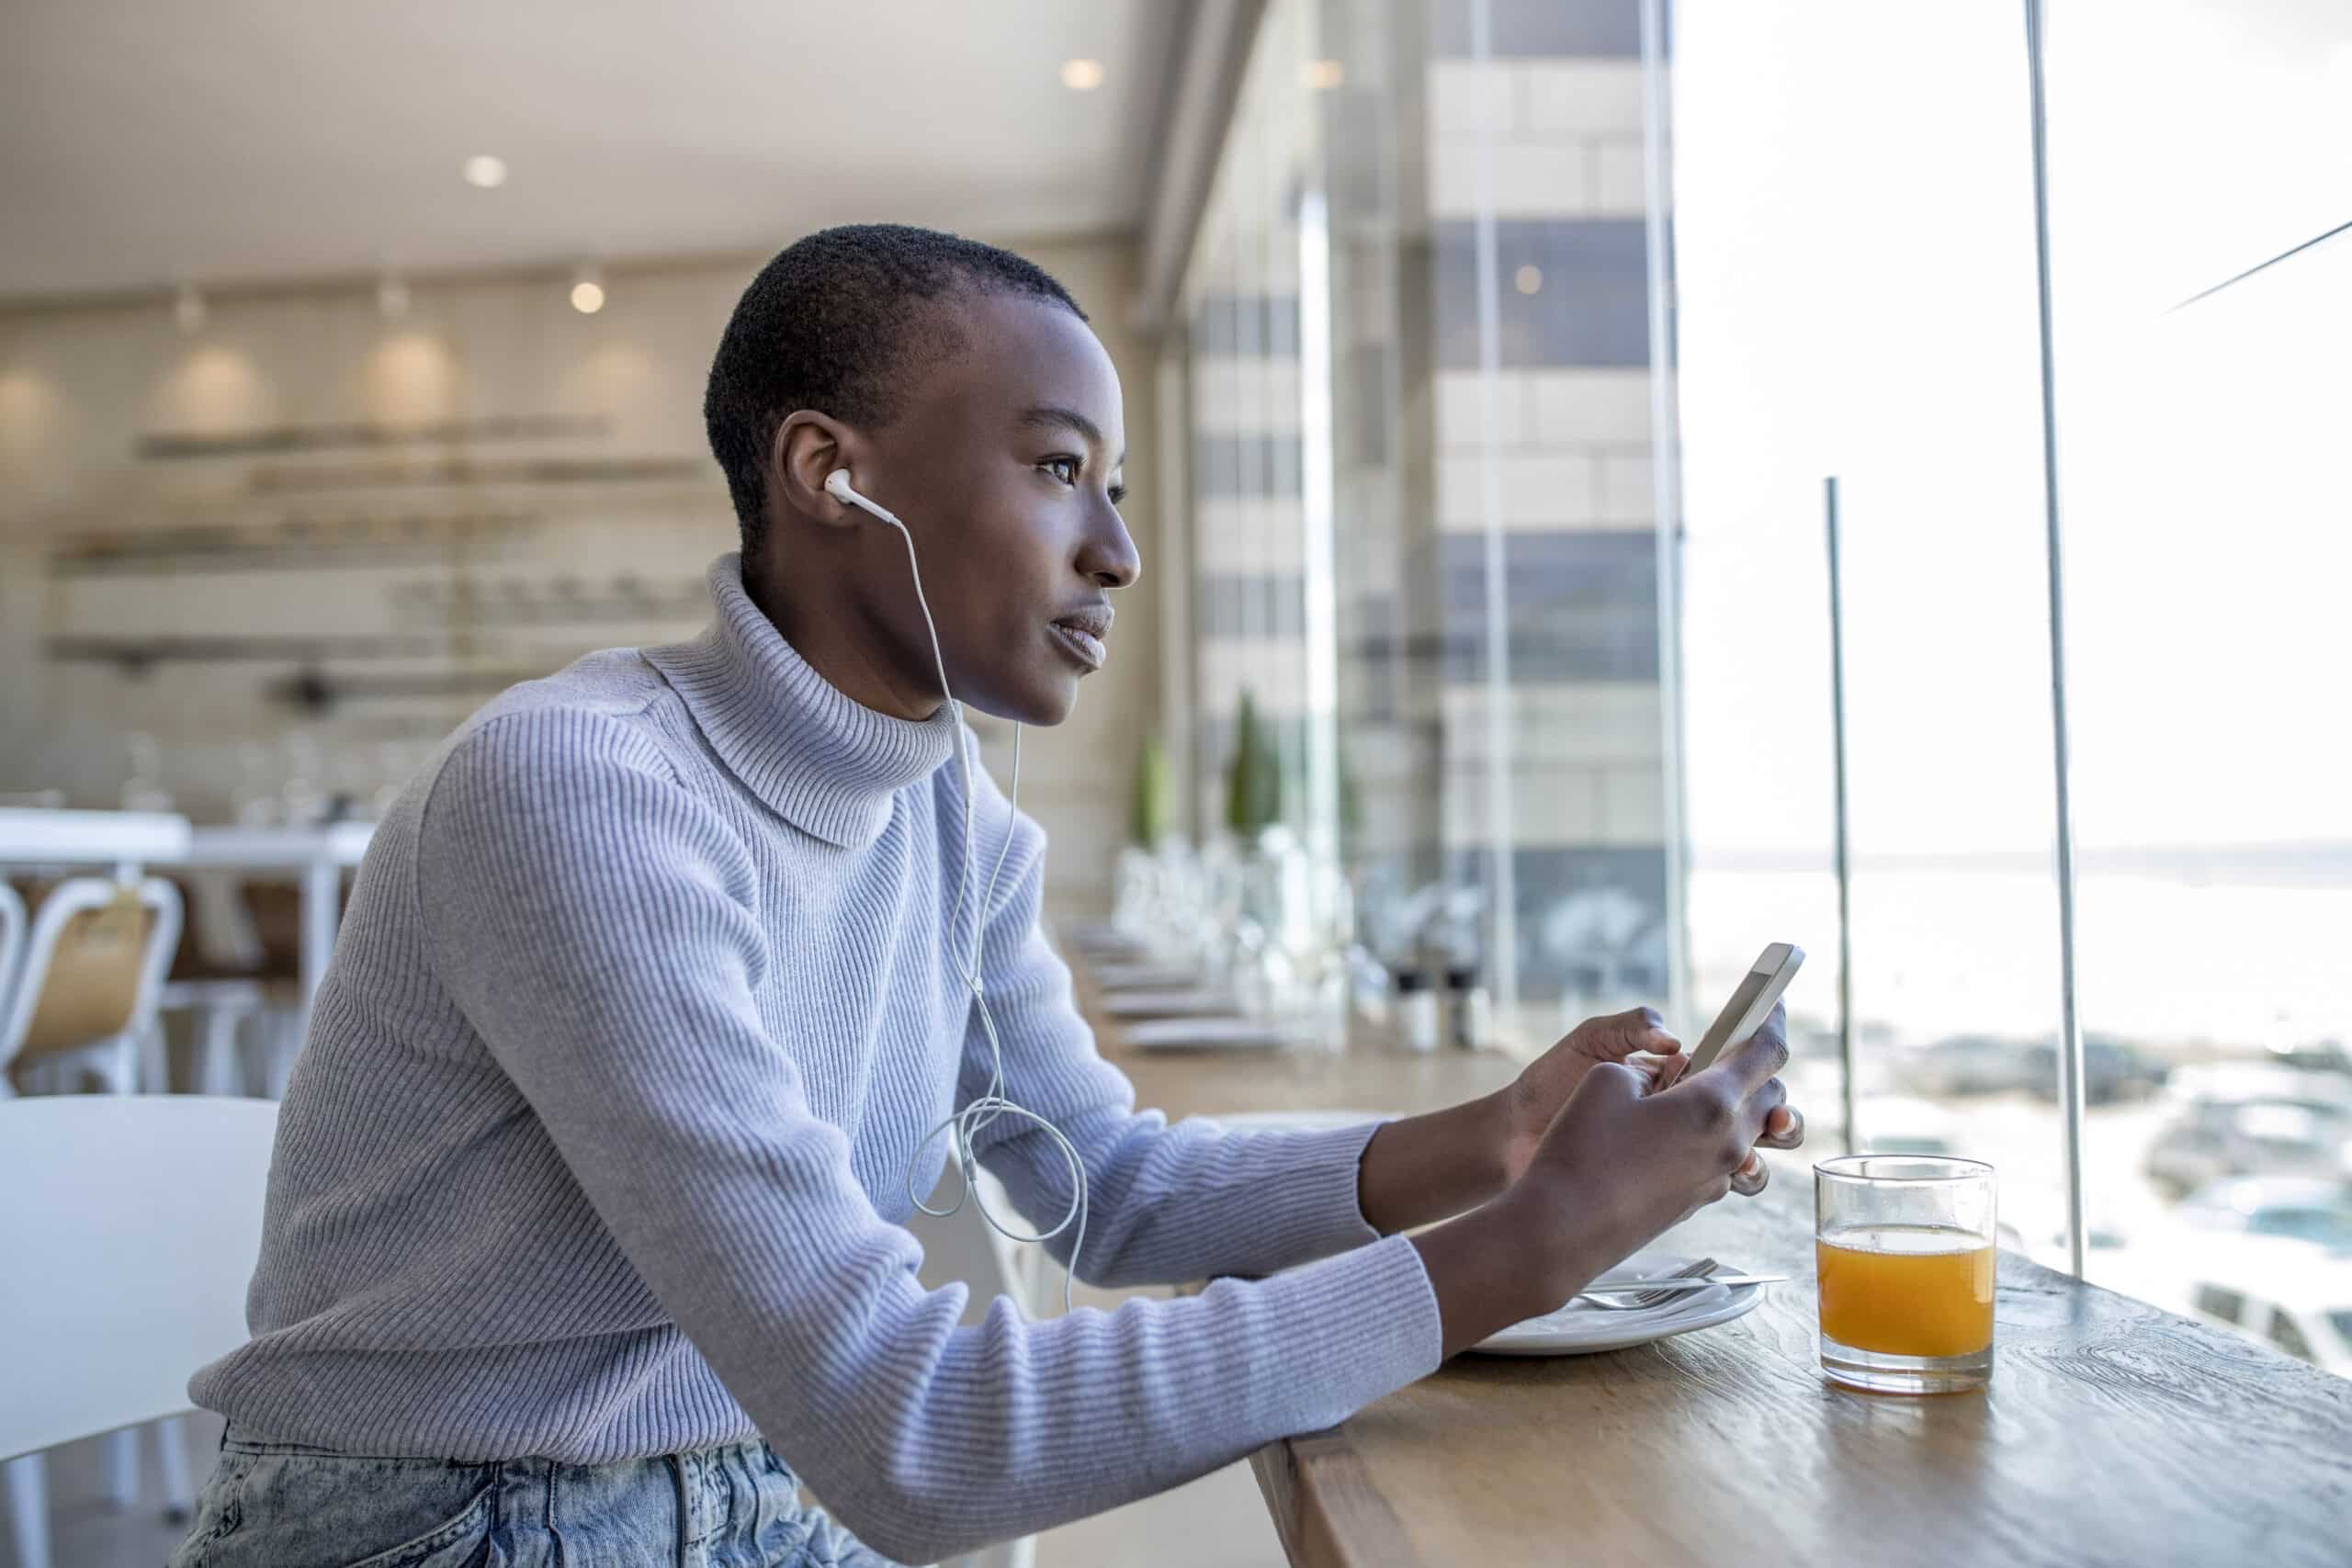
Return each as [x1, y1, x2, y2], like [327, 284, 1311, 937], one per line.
[834, 473, 1088, 1314]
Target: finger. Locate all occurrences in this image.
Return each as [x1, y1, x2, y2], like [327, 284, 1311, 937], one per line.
[1718, 1006, 1792, 1095]
[1606, 1005, 1682, 1058]
[1650, 1050, 1691, 1091]
[1734, 1074, 1789, 1153]
[1759, 1104, 1806, 1150]
[1731, 1153, 1770, 1197]
[1577, 1060, 1649, 1109]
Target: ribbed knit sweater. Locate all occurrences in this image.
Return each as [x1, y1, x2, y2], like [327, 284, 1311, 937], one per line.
[189, 556, 1442, 1564]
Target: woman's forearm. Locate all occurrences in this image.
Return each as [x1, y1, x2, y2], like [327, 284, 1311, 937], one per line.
[1356, 1089, 1519, 1234]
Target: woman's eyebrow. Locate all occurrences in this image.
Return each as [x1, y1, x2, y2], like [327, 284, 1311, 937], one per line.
[1017, 403, 1103, 447]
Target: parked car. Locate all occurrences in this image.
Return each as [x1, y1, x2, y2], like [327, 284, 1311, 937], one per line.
[2169, 1064, 2352, 1112]
[1894, 1035, 2044, 1099]
[2022, 1035, 2170, 1105]
[2267, 1039, 2352, 1077]
[2145, 1075, 2352, 1198]
[2179, 1177, 2352, 1253]
[1852, 1095, 1963, 1157]
[2184, 1243, 2352, 1376]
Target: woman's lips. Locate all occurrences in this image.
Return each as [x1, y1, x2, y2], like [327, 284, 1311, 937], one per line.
[1047, 619, 1108, 671]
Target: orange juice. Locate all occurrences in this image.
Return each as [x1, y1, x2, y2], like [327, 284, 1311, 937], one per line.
[1816, 1224, 1995, 1358]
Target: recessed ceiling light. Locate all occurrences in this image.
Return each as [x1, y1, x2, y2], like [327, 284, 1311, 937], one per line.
[1060, 58, 1103, 91]
[1513, 265, 1544, 296]
[1301, 59, 1345, 91]
[570, 276, 605, 315]
[463, 154, 509, 189]
[174, 283, 206, 333]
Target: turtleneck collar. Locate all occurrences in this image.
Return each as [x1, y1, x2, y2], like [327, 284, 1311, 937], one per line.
[641, 554, 959, 849]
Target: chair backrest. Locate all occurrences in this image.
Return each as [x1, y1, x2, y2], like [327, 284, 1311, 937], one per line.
[0, 876, 182, 1084]
[0, 1094, 278, 1461]
[167, 872, 267, 979]
[0, 882, 25, 1037]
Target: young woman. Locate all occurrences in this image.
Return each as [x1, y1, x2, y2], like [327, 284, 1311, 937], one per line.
[171, 225, 1800, 1568]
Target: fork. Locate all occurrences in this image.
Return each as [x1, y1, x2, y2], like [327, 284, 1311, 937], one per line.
[1570, 1257, 1720, 1311]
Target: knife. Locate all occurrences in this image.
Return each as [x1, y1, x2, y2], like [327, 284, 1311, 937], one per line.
[1579, 1273, 1788, 1294]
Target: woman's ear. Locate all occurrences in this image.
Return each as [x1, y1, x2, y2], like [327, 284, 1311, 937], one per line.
[771, 410, 865, 533]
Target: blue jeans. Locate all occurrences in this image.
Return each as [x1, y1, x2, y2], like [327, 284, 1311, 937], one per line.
[167, 1428, 906, 1568]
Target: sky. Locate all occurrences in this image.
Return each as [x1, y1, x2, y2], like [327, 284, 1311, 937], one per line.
[1670, 0, 2352, 862]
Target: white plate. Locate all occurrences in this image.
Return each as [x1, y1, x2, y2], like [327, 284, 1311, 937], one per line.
[1102, 988, 1240, 1018]
[1090, 963, 1204, 989]
[1063, 923, 1145, 956]
[1472, 1250, 1767, 1357]
[1123, 1016, 1289, 1049]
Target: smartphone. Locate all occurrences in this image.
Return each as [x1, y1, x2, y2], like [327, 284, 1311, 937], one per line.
[1683, 942, 1805, 1075]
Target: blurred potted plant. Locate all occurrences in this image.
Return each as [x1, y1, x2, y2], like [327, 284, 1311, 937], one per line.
[1223, 690, 1283, 843]
[1113, 733, 1181, 941]
[1130, 732, 1174, 850]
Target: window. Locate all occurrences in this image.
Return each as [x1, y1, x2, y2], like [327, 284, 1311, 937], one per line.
[2267, 1312, 2316, 1365]
[1172, 0, 1682, 1048]
[2193, 1286, 2245, 1325]
[2248, 1209, 2352, 1251]
[1167, 0, 2348, 1380]
[1667, 0, 2349, 1378]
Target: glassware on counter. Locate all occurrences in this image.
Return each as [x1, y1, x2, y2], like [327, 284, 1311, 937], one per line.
[1815, 1155, 1998, 1394]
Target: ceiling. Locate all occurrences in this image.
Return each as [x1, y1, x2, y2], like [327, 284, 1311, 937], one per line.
[0, 0, 1182, 304]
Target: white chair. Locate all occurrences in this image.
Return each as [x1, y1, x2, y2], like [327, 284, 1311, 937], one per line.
[0, 1096, 278, 1568]
[2, 876, 200, 1535]
[158, 873, 278, 1097]
[157, 978, 265, 1094]
[0, 883, 26, 1040]
[0, 876, 183, 1097]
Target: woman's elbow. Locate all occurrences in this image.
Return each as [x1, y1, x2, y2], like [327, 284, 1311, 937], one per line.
[823, 1464, 1017, 1565]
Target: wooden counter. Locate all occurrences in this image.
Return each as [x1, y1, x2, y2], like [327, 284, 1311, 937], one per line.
[1072, 958, 1522, 1125]
[1073, 952, 2352, 1568]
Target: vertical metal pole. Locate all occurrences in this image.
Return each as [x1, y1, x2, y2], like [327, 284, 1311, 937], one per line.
[1299, 186, 1340, 875]
[1156, 344, 1198, 844]
[1639, 0, 1692, 1033]
[1469, 0, 1520, 1033]
[2024, 0, 2089, 1280]
[1826, 478, 1859, 1155]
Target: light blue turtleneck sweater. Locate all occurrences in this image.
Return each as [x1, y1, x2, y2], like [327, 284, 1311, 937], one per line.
[190, 556, 1442, 1564]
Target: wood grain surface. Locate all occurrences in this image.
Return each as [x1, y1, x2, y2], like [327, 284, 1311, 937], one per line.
[1074, 950, 2352, 1568]
[1072, 961, 1521, 1125]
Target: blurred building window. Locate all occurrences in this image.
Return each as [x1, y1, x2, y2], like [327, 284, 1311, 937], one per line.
[1169, 0, 2347, 1376]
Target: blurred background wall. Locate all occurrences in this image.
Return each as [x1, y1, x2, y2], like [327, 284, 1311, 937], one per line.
[0, 235, 1162, 916]
[0, 0, 1188, 917]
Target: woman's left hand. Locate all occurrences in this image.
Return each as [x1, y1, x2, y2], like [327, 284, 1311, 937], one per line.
[1360, 1005, 1806, 1235]
[1498, 1006, 1805, 1190]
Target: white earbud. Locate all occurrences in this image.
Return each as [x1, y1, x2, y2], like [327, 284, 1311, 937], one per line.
[825, 467, 875, 514]
[832, 465, 1088, 1314]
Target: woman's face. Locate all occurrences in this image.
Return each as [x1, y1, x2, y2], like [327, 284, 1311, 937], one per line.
[833, 292, 1140, 727]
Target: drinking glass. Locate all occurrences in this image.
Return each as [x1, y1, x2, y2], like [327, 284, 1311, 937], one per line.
[1815, 1155, 1996, 1394]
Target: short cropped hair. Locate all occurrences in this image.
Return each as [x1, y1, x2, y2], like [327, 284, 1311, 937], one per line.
[704, 223, 1087, 560]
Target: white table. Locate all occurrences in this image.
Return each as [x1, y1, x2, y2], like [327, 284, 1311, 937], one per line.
[178, 823, 375, 1014]
[0, 809, 193, 872]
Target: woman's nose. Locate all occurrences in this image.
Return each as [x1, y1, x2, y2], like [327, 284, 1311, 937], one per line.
[1079, 502, 1142, 590]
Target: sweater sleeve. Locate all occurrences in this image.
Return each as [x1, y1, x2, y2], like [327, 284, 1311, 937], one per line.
[414, 710, 1442, 1565]
[947, 779, 1394, 1288]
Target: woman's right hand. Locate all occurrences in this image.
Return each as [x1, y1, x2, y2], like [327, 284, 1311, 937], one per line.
[1408, 1009, 1792, 1357]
